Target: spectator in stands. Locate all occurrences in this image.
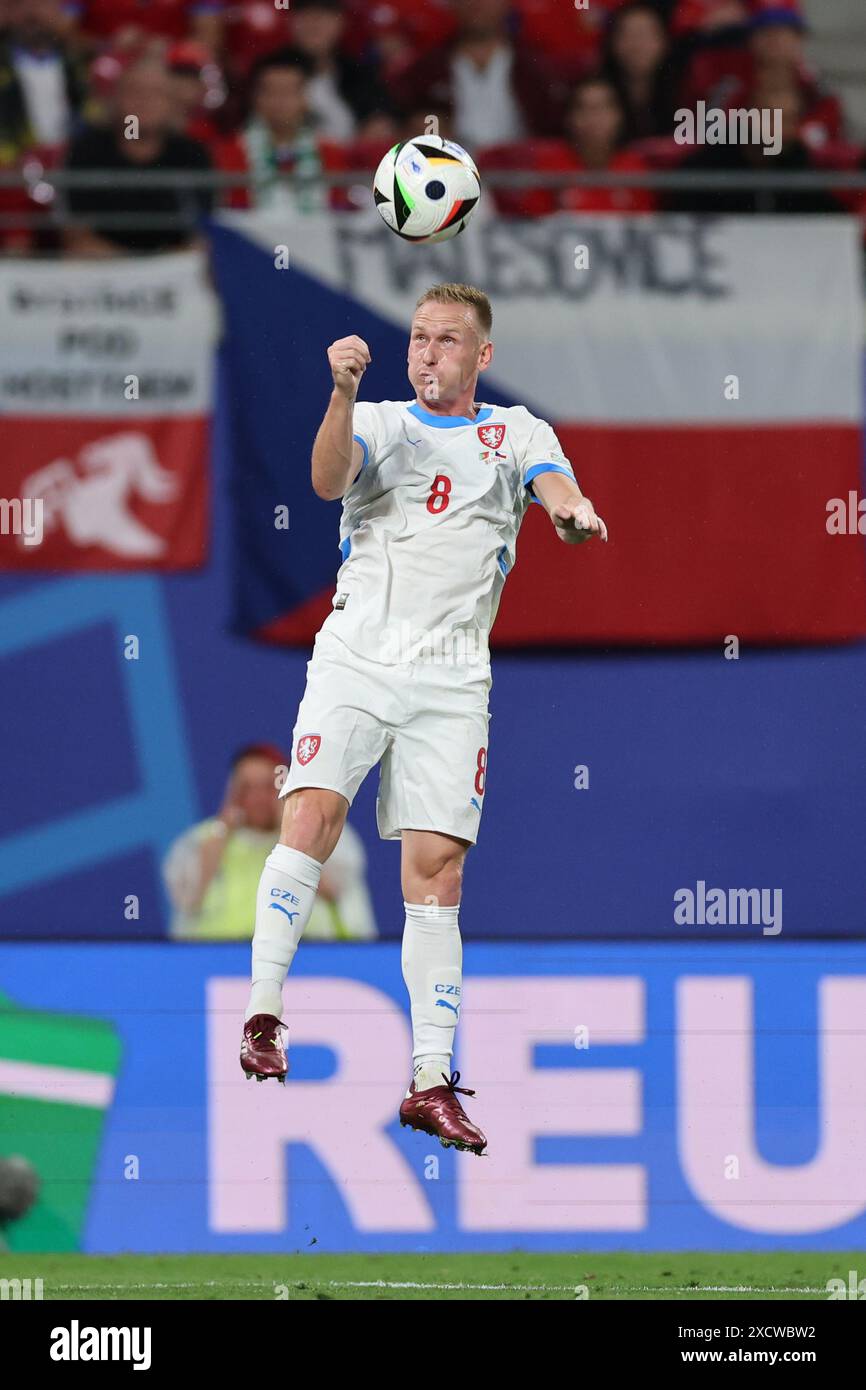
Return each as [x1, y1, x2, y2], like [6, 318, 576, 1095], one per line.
[601, 1, 682, 141]
[681, 5, 842, 150]
[163, 744, 377, 942]
[72, 0, 223, 52]
[214, 46, 347, 211]
[63, 55, 213, 255]
[223, 0, 292, 78]
[340, 0, 455, 84]
[671, 80, 843, 214]
[489, 74, 656, 216]
[482, 74, 657, 218]
[513, 0, 624, 76]
[390, 0, 569, 150]
[166, 39, 225, 143]
[733, 8, 843, 150]
[288, 0, 395, 143]
[0, 0, 87, 161]
[556, 75, 657, 212]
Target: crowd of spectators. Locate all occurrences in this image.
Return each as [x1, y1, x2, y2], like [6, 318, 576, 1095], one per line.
[0, 0, 861, 253]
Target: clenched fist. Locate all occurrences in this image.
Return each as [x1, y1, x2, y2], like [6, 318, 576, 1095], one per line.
[328, 335, 371, 401]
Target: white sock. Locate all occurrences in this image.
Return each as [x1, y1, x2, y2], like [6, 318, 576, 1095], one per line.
[245, 844, 322, 1021]
[401, 901, 462, 1091]
[412, 1060, 452, 1093]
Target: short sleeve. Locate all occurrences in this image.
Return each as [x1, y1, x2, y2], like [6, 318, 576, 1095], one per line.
[351, 400, 381, 472]
[519, 416, 578, 503]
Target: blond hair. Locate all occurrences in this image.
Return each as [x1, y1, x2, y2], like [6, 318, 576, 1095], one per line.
[414, 283, 492, 340]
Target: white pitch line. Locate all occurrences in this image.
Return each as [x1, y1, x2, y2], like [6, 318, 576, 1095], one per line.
[666, 1286, 826, 1295]
[46, 1280, 574, 1293]
[49, 1282, 225, 1291]
[329, 1281, 826, 1295]
[335, 1281, 579, 1292]
[43, 1280, 827, 1295]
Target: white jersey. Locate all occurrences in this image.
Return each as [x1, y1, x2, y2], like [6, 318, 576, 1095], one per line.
[321, 399, 576, 665]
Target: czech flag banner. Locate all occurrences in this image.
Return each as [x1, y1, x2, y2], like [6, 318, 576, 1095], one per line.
[208, 210, 866, 647]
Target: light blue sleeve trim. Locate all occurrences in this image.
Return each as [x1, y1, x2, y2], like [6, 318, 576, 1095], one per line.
[353, 434, 370, 469]
[524, 461, 577, 506]
[339, 536, 352, 563]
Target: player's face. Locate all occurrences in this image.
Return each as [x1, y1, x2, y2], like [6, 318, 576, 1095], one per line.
[231, 757, 280, 830]
[407, 303, 492, 408]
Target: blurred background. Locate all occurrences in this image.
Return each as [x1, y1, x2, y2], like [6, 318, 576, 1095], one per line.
[1, 0, 865, 1257]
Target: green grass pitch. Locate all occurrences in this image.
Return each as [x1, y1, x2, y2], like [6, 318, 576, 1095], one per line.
[0, 1252, 860, 1300]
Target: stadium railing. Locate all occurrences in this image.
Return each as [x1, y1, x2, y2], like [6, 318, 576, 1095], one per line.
[0, 166, 865, 233]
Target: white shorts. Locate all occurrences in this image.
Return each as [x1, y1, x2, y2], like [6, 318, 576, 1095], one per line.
[281, 629, 492, 843]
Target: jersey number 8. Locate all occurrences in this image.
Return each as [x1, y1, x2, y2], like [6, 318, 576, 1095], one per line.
[426, 474, 452, 514]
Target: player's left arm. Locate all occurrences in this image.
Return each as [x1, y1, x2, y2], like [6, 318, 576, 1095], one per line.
[532, 470, 608, 546]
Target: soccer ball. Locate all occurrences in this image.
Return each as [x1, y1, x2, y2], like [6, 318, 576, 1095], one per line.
[373, 135, 481, 244]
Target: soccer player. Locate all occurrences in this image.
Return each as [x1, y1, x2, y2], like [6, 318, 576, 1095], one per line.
[240, 283, 607, 1154]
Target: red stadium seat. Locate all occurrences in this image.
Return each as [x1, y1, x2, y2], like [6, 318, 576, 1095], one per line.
[478, 139, 657, 217]
[630, 136, 693, 168]
[343, 137, 397, 172]
[477, 140, 566, 218]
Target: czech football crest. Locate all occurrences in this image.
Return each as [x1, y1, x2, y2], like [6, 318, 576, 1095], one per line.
[296, 734, 321, 766]
[478, 423, 506, 450]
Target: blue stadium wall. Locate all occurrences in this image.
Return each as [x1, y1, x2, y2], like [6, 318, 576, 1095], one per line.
[2, 940, 866, 1253]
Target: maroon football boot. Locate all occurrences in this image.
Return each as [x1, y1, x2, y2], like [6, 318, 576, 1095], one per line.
[399, 1070, 487, 1155]
[240, 1014, 288, 1083]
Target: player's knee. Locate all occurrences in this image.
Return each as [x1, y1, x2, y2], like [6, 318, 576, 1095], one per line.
[434, 858, 464, 904]
[410, 849, 465, 905]
[280, 789, 346, 861]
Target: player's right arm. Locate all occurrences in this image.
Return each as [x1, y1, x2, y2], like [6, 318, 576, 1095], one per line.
[311, 335, 371, 500]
